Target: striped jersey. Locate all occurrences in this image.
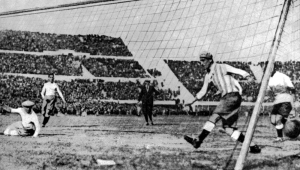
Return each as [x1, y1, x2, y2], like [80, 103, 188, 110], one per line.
[196, 63, 250, 99]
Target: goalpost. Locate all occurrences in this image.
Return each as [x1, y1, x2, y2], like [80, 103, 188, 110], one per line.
[235, 0, 292, 169]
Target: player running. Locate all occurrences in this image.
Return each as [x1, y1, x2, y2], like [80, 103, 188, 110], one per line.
[184, 51, 261, 154]
[41, 73, 66, 127]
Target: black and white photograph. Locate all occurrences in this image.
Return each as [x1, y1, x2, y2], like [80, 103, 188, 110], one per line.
[1, 0, 300, 169]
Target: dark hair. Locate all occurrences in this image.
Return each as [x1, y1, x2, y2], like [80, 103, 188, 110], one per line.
[48, 73, 54, 77]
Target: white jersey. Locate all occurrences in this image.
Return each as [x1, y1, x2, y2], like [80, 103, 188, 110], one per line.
[42, 82, 59, 96]
[11, 108, 39, 129]
[268, 71, 294, 104]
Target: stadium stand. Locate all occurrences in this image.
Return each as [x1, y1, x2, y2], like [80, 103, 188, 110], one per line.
[0, 52, 83, 76]
[82, 57, 148, 78]
[0, 30, 132, 56]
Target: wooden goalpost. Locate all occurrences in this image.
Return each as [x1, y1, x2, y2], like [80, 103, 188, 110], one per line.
[234, 0, 292, 169]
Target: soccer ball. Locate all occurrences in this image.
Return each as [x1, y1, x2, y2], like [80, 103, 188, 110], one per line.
[283, 119, 300, 139]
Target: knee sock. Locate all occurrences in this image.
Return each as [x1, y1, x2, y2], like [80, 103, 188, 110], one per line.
[198, 129, 210, 142]
[276, 124, 284, 138]
[229, 130, 255, 147]
[198, 121, 215, 142]
[42, 117, 50, 126]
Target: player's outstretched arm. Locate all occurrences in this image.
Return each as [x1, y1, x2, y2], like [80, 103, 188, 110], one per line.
[186, 73, 210, 107]
[2, 105, 12, 113]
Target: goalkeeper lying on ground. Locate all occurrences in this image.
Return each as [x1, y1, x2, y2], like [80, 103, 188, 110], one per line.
[3, 100, 40, 137]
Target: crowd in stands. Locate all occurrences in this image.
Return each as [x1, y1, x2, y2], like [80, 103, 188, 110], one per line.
[0, 52, 83, 76]
[0, 30, 132, 56]
[83, 57, 149, 78]
[0, 52, 150, 78]
[147, 68, 162, 77]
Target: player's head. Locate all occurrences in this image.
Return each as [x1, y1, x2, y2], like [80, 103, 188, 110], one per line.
[48, 73, 55, 83]
[144, 80, 150, 86]
[199, 51, 214, 70]
[22, 100, 35, 113]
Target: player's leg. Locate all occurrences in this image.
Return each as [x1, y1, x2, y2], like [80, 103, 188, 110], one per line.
[41, 98, 47, 116]
[270, 102, 292, 141]
[148, 106, 154, 125]
[42, 96, 56, 127]
[142, 105, 149, 125]
[184, 96, 229, 149]
[222, 110, 261, 153]
[4, 121, 23, 136]
[184, 113, 221, 149]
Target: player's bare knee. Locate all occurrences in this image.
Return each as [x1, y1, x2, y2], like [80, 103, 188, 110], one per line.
[224, 127, 234, 135]
[208, 113, 220, 123]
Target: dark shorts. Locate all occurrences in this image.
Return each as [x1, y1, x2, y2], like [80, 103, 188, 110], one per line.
[211, 92, 242, 127]
[271, 102, 292, 117]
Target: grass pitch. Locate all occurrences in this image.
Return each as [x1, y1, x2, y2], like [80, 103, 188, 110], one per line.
[1, 114, 300, 170]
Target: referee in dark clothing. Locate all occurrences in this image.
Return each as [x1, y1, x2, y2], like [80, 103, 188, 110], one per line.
[137, 80, 160, 125]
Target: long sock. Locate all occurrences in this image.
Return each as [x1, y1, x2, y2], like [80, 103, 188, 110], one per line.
[277, 129, 283, 138]
[237, 133, 245, 143]
[42, 117, 50, 126]
[198, 129, 210, 142]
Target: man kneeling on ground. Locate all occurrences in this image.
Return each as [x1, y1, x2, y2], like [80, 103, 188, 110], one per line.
[3, 100, 40, 137]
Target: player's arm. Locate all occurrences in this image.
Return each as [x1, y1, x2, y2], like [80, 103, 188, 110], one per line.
[284, 75, 297, 106]
[31, 117, 40, 138]
[188, 74, 210, 105]
[41, 85, 46, 99]
[56, 84, 66, 103]
[224, 64, 252, 81]
[2, 105, 19, 113]
[137, 86, 143, 104]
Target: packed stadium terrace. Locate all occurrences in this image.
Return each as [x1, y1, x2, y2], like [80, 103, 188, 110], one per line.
[82, 57, 148, 78]
[0, 75, 178, 107]
[0, 52, 83, 76]
[0, 52, 149, 77]
[0, 30, 132, 56]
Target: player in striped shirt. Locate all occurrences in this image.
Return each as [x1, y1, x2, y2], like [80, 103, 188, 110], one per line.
[184, 52, 261, 154]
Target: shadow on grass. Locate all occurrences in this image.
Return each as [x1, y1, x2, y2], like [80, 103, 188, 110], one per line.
[152, 123, 180, 126]
[85, 129, 157, 134]
[260, 145, 282, 149]
[39, 133, 67, 137]
[60, 125, 101, 128]
[243, 159, 279, 170]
